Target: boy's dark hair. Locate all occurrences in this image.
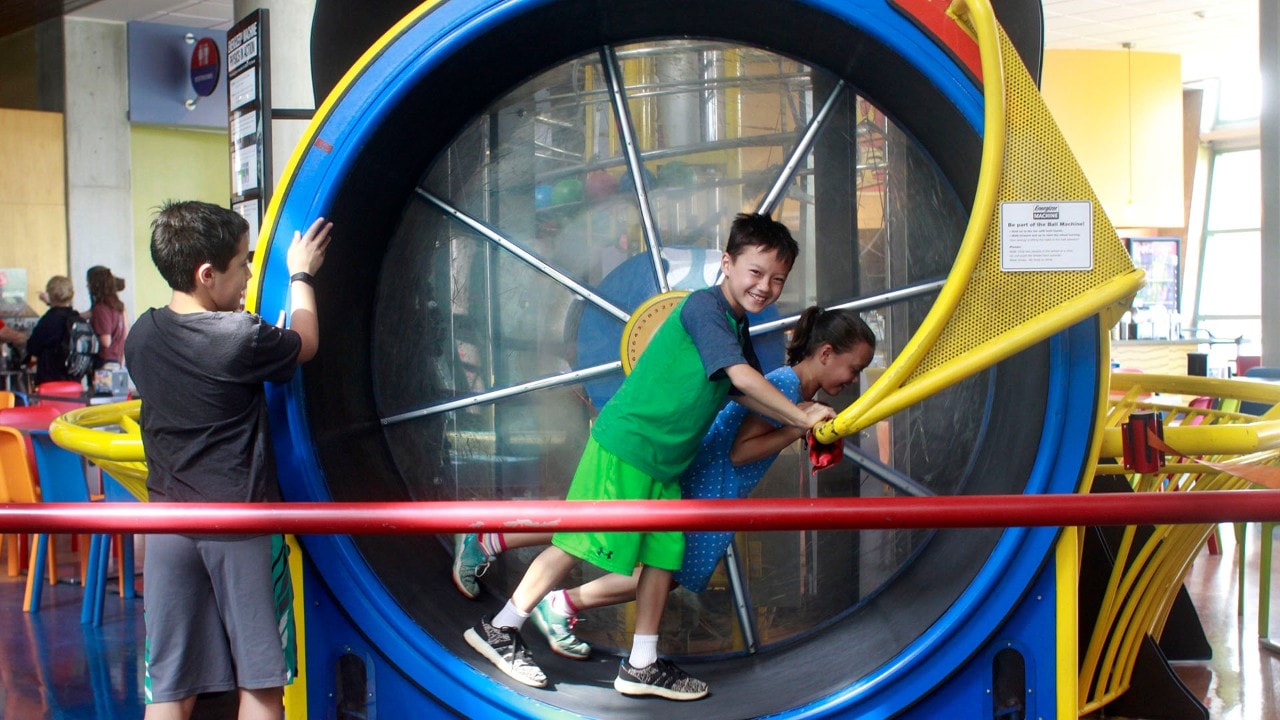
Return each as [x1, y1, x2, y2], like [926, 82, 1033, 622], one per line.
[785, 307, 877, 366]
[725, 212, 799, 267]
[150, 200, 249, 293]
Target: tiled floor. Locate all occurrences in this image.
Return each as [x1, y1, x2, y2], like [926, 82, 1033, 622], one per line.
[0, 528, 1274, 719]
[1166, 526, 1280, 720]
[0, 536, 144, 719]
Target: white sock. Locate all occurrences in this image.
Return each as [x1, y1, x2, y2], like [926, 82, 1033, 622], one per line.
[492, 600, 529, 631]
[629, 634, 659, 668]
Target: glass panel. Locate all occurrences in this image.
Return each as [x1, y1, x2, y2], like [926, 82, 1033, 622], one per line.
[373, 38, 976, 659]
[1205, 149, 1260, 232]
[1198, 231, 1259, 317]
[1216, 73, 1261, 125]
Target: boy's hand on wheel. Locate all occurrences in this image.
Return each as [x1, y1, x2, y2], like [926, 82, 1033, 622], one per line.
[287, 217, 334, 276]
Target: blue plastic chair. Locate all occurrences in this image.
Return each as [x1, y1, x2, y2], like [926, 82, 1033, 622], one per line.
[27, 431, 110, 625]
[101, 470, 136, 599]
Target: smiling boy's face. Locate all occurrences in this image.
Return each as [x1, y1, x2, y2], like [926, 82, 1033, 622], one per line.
[718, 244, 792, 316]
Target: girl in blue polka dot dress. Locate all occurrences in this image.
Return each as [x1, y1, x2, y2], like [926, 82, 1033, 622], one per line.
[453, 305, 876, 657]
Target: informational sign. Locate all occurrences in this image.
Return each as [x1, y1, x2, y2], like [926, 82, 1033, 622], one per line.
[999, 200, 1093, 272]
[189, 37, 221, 97]
[227, 10, 271, 251]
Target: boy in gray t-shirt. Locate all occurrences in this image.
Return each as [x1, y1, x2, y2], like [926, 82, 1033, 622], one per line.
[127, 200, 332, 720]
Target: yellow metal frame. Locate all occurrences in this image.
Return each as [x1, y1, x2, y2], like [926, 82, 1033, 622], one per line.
[1079, 369, 1280, 715]
[48, 400, 146, 500]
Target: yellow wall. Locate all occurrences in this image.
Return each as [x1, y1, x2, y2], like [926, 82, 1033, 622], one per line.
[129, 127, 231, 313]
[0, 108, 67, 315]
[1042, 49, 1183, 230]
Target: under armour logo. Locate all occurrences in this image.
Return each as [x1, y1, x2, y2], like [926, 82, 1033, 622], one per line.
[595, 548, 614, 560]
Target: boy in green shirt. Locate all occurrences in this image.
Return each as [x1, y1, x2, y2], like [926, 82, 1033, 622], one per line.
[465, 213, 833, 700]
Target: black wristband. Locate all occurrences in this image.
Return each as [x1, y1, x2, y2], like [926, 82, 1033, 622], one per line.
[290, 272, 315, 287]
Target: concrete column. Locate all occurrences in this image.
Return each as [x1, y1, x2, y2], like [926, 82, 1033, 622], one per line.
[63, 18, 134, 317]
[233, 0, 318, 196]
[1263, 0, 1280, 366]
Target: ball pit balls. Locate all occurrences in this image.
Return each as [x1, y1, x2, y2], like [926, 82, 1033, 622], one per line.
[551, 177, 584, 205]
[617, 165, 657, 195]
[658, 160, 696, 187]
[585, 170, 618, 200]
[534, 184, 553, 208]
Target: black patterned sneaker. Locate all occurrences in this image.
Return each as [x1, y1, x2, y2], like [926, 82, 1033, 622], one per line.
[614, 658, 708, 700]
[464, 616, 547, 688]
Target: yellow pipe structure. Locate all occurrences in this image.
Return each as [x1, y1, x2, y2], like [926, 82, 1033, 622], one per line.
[48, 400, 147, 500]
[1098, 423, 1280, 459]
[1080, 370, 1280, 715]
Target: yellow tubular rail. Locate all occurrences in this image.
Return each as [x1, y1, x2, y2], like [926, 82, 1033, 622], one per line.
[814, 0, 1142, 444]
[813, 0, 1005, 443]
[48, 400, 148, 501]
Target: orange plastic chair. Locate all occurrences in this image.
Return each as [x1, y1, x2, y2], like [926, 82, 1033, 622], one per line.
[0, 405, 65, 480]
[0, 428, 55, 599]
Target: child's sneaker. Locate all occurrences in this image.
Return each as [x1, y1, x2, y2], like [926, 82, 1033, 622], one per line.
[452, 534, 493, 599]
[464, 616, 547, 688]
[614, 658, 708, 700]
[529, 596, 591, 659]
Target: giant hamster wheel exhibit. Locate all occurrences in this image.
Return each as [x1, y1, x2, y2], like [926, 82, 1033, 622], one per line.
[254, 0, 1099, 716]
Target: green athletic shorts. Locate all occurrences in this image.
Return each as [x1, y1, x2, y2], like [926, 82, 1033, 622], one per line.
[552, 437, 684, 575]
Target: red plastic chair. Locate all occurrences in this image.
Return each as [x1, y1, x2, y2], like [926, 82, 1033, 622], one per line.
[0, 405, 63, 479]
[35, 381, 86, 415]
[0, 405, 62, 432]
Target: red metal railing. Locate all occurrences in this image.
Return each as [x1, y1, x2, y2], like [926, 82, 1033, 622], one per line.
[2, 491, 1279, 535]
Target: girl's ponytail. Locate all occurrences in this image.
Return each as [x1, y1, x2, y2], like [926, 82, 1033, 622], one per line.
[785, 306, 876, 365]
[785, 306, 823, 365]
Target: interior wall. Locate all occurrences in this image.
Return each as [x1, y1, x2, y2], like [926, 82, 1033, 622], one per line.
[129, 126, 232, 314]
[0, 108, 68, 315]
[1042, 48, 1184, 230]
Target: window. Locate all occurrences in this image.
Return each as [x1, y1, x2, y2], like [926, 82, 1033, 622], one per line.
[1195, 147, 1260, 359]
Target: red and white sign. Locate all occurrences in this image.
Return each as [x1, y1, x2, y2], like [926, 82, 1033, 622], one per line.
[190, 37, 221, 97]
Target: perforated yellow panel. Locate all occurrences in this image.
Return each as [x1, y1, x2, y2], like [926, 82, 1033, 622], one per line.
[906, 28, 1135, 382]
[815, 1, 1144, 444]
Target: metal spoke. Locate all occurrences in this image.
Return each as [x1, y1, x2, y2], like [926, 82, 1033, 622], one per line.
[600, 44, 669, 292]
[749, 277, 947, 336]
[841, 442, 936, 497]
[382, 361, 622, 426]
[416, 187, 631, 323]
[756, 80, 847, 216]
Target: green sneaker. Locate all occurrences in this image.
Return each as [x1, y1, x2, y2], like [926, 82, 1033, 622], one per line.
[452, 534, 493, 599]
[529, 595, 591, 659]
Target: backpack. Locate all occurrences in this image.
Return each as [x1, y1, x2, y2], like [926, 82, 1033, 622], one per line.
[62, 314, 99, 380]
